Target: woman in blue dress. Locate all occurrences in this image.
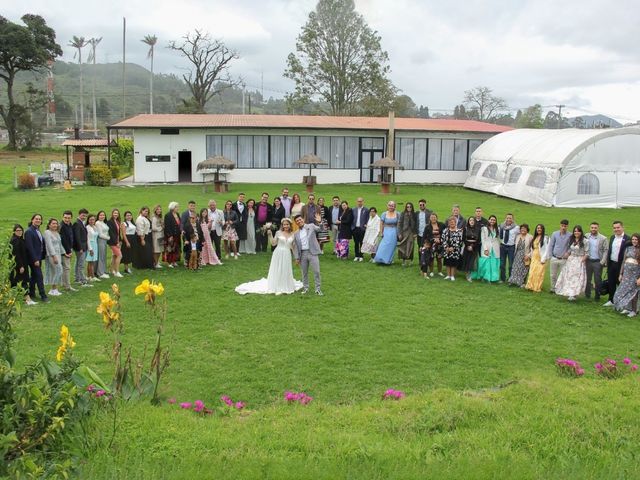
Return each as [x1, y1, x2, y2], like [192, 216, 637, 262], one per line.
[374, 201, 398, 265]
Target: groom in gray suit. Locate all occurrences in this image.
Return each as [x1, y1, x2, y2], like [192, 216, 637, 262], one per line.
[293, 214, 323, 296]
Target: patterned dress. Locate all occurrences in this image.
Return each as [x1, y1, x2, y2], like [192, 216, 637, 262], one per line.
[613, 246, 640, 311]
[555, 240, 588, 297]
[441, 228, 464, 267]
[508, 238, 529, 286]
[200, 221, 222, 266]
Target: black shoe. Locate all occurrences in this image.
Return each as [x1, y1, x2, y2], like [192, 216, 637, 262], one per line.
[41, 297, 50, 303]
[315, 290, 324, 296]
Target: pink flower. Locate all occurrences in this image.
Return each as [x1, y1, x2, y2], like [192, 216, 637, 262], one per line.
[594, 363, 603, 370]
[299, 394, 313, 405]
[87, 384, 95, 392]
[623, 358, 632, 365]
[234, 401, 245, 410]
[632, 364, 639, 371]
[285, 391, 298, 402]
[95, 389, 106, 397]
[193, 400, 205, 412]
[576, 368, 585, 376]
[167, 397, 176, 404]
[180, 402, 192, 409]
[220, 395, 233, 406]
[607, 359, 617, 366]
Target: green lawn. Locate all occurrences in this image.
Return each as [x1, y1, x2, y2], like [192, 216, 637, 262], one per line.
[3, 162, 640, 479]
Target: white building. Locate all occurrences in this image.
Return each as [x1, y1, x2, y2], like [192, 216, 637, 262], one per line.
[464, 127, 640, 208]
[108, 114, 510, 184]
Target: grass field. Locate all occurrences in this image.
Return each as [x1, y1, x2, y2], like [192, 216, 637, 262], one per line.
[3, 152, 640, 479]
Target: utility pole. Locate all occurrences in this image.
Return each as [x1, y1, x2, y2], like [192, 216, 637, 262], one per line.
[555, 104, 565, 129]
[122, 17, 126, 119]
[241, 82, 246, 114]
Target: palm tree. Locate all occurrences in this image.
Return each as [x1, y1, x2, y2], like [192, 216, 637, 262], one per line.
[87, 37, 102, 135]
[141, 34, 158, 114]
[68, 36, 88, 129]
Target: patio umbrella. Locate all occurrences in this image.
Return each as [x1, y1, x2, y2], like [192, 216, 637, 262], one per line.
[294, 154, 328, 177]
[196, 155, 235, 182]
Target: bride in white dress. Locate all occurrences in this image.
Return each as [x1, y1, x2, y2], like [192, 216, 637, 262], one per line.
[235, 218, 303, 295]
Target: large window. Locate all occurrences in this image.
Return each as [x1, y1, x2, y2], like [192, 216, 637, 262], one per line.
[396, 137, 476, 171]
[469, 162, 482, 176]
[527, 170, 547, 188]
[577, 173, 600, 195]
[482, 164, 498, 179]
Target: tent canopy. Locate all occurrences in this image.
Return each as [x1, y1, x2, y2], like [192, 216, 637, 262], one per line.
[464, 127, 640, 208]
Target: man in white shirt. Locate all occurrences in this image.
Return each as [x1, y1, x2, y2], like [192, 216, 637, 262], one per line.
[293, 214, 323, 295]
[207, 199, 225, 259]
[499, 213, 519, 282]
[415, 199, 432, 250]
[329, 196, 341, 253]
[585, 222, 608, 301]
[604, 220, 629, 306]
[279, 188, 292, 218]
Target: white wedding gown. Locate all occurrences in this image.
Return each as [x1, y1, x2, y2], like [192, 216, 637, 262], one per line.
[235, 232, 303, 295]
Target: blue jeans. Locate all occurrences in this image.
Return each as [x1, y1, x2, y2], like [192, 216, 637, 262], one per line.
[500, 244, 515, 282]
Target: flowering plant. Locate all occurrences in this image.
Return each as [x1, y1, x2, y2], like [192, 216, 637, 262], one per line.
[555, 358, 585, 377]
[595, 357, 639, 379]
[383, 388, 406, 400]
[167, 395, 246, 416]
[134, 279, 164, 305]
[55, 325, 76, 362]
[284, 391, 313, 405]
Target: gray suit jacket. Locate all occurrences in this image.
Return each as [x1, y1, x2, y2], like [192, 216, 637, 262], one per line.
[293, 224, 321, 260]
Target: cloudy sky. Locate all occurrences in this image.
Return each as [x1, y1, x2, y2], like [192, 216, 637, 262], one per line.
[7, 0, 640, 122]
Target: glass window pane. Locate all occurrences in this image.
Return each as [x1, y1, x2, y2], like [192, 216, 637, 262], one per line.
[414, 138, 427, 170]
[362, 137, 373, 150]
[316, 137, 330, 169]
[454, 139, 468, 171]
[222, 136, 237, 162]
[469, 139, 483, 156]
[254, 136, 268, 168]
[331, 136, 345, 168]
[206, 135, 222, 157]
[372, 138, 384, 150]
[441, 139, 454, 170]
[300, 136, 315, 155]
[345, 137, 359, 168]
[285, 136, 300, 168]
[270, 136, 285, 168]
[399, 138, 414, 169]
[427, 139, 441, 170]
[237, 136, 253, 168]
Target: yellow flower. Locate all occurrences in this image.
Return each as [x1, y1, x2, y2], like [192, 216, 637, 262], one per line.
[56, 324, 76, 362]
[135, 279, 164, 304]
[97, 291, 120, 330]
[111, 283, 120, 296]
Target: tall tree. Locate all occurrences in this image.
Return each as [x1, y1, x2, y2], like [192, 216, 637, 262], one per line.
[0, 14, 62, 149]
[141, 34, 157, 114]
[68, 35, 87, 128]
[515, 104, 543, 128]
[463, 86, 507, 122]
[285, 0, 394, 116]
[87, 37, 101, 134]
[169, 30, 239, 113]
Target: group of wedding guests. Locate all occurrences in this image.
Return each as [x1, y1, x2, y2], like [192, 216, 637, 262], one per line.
[8, 188, 640, 318]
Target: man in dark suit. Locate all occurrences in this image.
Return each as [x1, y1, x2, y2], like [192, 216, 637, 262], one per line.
[72, 208, 89, 286]
[254, 192, 274, 252]
[603, 220, 630, 306]
[24, 213, 48, 302]
[181, 200, 197, 229]
[59, 210, 77, 292]
[351, 197, 369, 262]
[232, 193, 248, 253]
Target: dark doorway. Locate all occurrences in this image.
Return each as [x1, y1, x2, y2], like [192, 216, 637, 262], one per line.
[178, 151, 192, 182]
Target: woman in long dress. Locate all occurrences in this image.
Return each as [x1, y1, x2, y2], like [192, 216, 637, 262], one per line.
[425, 213, 446, 277]
[474, 215, 500, 282]
[361, 207, 381, 261]
[121, 211, 136, 274]
[555, 225, 588, 301]
[460, 217, 480, 281]
[222, 201, 240, 259]
[613, 234, 640, 317]
[85, 214, 99, 281]
[374, 201, 398, 265]
[525, 224, 549, 292]
[198, 208, 222, 266]
[163, 202, 182, 268]
[243, 199, 257, 254]
[290, 193, 304, 233]
[397, 202, 417, 266]
[95, 211, 110, 278]
[235, 218, 303, 295]
[508, 224, 533, 287]
[43, 218, 64, 296]
[151, 204, 165, 269]
[133, 206, 154, 270]
[441, 216, 463, 280]
[336, 201, 353, 259]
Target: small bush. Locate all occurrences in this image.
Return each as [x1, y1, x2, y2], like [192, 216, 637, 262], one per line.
[17, 173, 35, 190]
[111, 165, 120, 178]
[86, 166, 113, 186]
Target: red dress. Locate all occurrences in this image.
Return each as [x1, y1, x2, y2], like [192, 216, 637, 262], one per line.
[200, 221, 222, 265]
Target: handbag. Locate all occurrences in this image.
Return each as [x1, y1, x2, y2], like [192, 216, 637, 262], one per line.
[598, 277, 610, 297]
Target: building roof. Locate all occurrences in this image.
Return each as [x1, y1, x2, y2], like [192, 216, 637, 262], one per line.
[109, 114, 512, 134]
[61, 138, 116, 147]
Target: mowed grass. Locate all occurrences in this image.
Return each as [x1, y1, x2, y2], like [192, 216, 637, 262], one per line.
[3, 157, 640, 478]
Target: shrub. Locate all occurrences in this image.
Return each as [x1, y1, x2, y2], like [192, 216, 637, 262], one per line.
[110, 138, 133, 168]
[86, 165, 113, 186]
[17, 173, 35, 190]
[111, 165, 120, 178]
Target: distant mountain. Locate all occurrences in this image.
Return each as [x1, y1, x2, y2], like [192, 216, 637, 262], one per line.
[566, 114, 622, 128]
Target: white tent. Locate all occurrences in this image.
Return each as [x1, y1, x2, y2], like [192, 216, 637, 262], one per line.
[464, 127, 640, 208]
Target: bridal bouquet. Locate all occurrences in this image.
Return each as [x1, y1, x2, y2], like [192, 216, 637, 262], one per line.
[260, 222, 275, 233]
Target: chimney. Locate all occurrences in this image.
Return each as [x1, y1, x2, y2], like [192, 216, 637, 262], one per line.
[74, 124, 80, 139]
